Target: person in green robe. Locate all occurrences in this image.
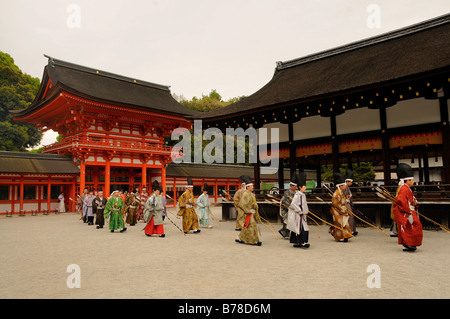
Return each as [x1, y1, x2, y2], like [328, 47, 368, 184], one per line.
[235, 175, 261, 246]
[104, 189, 127, 233]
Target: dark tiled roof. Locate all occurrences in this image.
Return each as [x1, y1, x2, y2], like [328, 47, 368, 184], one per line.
[198, 14, 450, 120]
[0, 151, 79, 174]
[166, 162, 313, 180]
[13, 56, 200, 118]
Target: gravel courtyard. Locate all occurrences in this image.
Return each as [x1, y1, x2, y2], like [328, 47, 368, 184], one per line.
[0, 209, 449, 299]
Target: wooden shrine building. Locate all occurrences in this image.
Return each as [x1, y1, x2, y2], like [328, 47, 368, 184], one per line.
[10, 56, 195, 211]
[3, 14, 450, 221]
[199, 14, 450, 189]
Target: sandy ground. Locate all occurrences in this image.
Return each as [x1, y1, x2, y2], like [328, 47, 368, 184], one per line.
[0, 208, 449, 299]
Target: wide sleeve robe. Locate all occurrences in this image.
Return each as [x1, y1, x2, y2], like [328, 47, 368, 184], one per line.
[393, 185, 423, 247]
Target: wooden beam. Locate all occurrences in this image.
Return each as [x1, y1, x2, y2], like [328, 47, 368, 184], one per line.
[380, 105, 391, 185]
[288, 122, 296, 176]
[439, 96, 450, 183]
[278, 157, 284, 189]
[330, 115, 339, 173]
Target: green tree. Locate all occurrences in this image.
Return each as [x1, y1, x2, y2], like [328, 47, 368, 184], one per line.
[175, 89, 246, 112]
[321, 162, 376, 183]
[0, 51, 42, 151]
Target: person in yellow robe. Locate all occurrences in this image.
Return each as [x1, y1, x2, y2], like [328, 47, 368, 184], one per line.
[235, 175, 261, 246]
[329, 173, 354, 242]
[233, 176, 246, 231]
[177, 177, 201, 234]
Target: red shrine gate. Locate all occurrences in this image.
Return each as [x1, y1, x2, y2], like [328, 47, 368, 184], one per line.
[13, 56, 193, 211]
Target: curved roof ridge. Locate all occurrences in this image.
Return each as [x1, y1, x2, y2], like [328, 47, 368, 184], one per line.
[276, 13, 450, 71]
[44, 54, 171, 92]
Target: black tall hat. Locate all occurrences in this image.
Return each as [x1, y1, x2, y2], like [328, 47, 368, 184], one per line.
[202, 182, 208, 192]
[334, 172, 346, 186]
[298, 172, 307, 187]
[110, 185, 119, 195]
[239, 175, 246, 184]
[346, 168, 354, 182]
[396, 163, 414, 180]
[186, 177, 193, 187]
[241, 175, 253, 186]
[152, 180, 160, 192]
[290, 172, 299, 185]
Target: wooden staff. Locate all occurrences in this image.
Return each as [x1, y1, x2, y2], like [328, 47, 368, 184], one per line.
[264, 197, 321, 229]
[265, 198, 321, 238]
[323, 185, 390, 237]
[323, 184, 376, 224]
[265, 195, 341, 233]
[375, 189, 450, 233]
[207, 207, 220, 226]
[265, 193, 341, 231]
[165, 213, 186, 235]
[255, 209, 278, 240]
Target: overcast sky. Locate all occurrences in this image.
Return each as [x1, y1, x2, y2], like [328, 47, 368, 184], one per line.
[1, 0, 449, 146]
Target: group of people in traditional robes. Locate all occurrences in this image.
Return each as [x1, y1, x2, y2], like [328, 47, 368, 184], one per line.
[72, 161, 423, 253]
[328, 163, 423, 252]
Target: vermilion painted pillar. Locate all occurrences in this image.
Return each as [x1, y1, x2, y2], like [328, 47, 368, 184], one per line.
[161, 165, 166, 196]
[105, 159, 111, 197]
[79, 161, 86, 195]
[19, 175, 24, 211]
[47, 176, 51, 211]
[142, 163, 147, 189]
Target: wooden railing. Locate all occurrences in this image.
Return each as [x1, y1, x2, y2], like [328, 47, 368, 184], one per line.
[43, 135, 180, 155]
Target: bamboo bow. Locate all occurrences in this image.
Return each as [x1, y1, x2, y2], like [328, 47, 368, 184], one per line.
[375, 186, 450, 233]
[319, 185, 390, 237]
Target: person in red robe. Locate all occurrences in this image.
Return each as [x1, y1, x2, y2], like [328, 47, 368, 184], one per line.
[393, 163, 423, 252]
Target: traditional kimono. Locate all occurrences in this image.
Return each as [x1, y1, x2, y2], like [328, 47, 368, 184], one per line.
[177, 190, 200, 233]
[104, 195, 126, 232]
[342, 184, 356, 234]
[197, 192, 211, 228]
[393, 184, 423, 249]
[124, 193, 139, 226]
[287, 190, 309, 247]
[84, 194, 95, 225]
[144, 192, 165, 236]
[58, 194, 65, 213]
[329, 188, 354, 242]
[237, 189, 261, 245]
[390, 186, 401, 236]
[138, 191, 149, 221]
[78, 191, 88, 221]
[279, 188, 296, 238]
[233, 186, 246, 230]
[93, 195, 107, 229]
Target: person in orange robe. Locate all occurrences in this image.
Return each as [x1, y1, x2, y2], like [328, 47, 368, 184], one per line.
[329, 173, 354, 242]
